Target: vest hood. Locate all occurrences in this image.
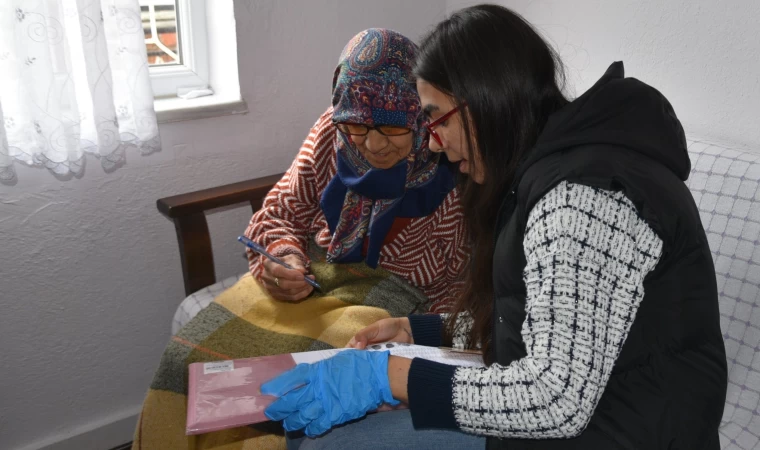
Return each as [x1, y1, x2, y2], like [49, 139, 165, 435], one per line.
[521, 62, 690, 182]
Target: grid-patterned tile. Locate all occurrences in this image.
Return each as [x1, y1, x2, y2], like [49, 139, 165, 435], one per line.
[686, 140, 760, 450]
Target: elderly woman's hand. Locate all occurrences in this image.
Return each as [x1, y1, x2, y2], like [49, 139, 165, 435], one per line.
[260, 255, 315, 302]
[346, 318, 413, 349]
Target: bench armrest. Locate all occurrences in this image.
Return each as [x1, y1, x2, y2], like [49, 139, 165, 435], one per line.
[157, 174, 284, 296]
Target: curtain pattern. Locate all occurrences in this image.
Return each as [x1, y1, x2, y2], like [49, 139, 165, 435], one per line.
[0, 0, 160, 182]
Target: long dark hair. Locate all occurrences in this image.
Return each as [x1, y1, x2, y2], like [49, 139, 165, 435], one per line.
[414, 4, 568, 362]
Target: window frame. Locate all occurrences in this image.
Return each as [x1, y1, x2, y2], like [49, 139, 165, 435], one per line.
[140, 0, 210, 98]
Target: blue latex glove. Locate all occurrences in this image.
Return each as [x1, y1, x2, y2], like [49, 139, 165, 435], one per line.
[261, 349, 399, 436]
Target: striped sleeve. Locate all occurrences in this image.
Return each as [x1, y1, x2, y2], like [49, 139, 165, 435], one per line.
[243, 108, 336, 277]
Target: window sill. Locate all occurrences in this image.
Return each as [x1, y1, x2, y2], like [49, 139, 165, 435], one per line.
[154, 95, 248, 124]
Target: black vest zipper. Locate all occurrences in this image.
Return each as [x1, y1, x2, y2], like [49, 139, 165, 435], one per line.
[492, 189, 516, 328]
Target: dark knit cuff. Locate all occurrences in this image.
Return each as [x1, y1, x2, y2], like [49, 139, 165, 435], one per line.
[408, 314, 443, 347]
[408, 358, 458, 430]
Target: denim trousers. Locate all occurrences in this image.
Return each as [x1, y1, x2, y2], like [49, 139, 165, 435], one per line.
[285, 409, 485, 450]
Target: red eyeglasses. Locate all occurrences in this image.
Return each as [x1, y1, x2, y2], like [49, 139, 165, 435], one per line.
[425, 102, 467, 146]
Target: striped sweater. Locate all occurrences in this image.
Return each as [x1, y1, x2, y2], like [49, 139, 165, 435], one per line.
[243, 107, 469, 312]
[408, 181, 664, 438]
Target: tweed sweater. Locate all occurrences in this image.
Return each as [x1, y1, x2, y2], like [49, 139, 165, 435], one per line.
[408, 181, 664, 437]
[243, 108, 469, 312]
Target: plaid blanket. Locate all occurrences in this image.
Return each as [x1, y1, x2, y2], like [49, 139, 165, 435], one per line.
[132, 246, 428, 450]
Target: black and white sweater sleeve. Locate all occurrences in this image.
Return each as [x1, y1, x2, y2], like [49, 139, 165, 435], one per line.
[407, 181, 663, 438]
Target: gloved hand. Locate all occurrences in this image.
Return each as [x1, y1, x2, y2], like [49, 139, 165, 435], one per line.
[261, 349, 399, 436]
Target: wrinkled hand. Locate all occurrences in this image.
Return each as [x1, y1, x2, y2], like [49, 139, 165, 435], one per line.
[261, 349, 399, 437]
[346, 317, 413, 349]
[260, 254, 315, 302]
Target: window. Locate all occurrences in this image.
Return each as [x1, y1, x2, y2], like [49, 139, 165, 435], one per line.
[140, 0, 245, 123]
[142, 1, 180, 65]
[139, 0, 209, 98]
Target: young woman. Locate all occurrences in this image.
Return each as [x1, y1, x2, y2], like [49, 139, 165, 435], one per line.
[263, 6, 728, 449]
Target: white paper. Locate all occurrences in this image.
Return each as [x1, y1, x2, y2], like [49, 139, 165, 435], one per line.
[177, 85, 214, 99]
[292, 348, 347, 364]
[291, 344, 483, 367]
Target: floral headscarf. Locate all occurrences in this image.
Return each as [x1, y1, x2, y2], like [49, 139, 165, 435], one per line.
[321, 29, 455, 267]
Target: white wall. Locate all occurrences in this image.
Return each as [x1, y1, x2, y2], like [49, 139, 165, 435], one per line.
[447, 0, 760, 148]
[0, 1, 445, 449]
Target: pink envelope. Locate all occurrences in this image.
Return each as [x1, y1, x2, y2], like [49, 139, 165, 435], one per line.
[186, 353, 296, 435]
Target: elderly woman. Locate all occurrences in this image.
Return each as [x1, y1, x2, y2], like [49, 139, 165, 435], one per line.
[133, 29, 469, 450]
[243, 28, 467, 311]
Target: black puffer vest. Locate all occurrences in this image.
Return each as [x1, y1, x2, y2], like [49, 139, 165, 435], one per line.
[487, 63, 727, 449]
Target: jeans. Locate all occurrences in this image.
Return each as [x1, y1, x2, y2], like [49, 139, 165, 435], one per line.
[286, 409, 485, 450]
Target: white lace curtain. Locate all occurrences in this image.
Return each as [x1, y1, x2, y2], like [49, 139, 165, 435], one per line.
[0, 0, 160, 182]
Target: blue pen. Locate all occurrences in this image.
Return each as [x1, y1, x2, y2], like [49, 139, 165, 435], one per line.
[237, 236, 322, 290]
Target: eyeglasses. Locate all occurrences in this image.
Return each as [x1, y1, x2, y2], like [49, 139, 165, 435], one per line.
[425, 102, 467, 146]
[334, 122, 412, 137]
